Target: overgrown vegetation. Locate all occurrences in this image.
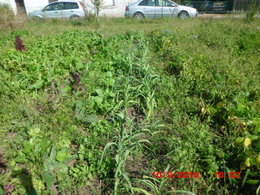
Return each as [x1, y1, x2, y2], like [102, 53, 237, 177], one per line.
[246, 0, 257, 22]
[0, 17, 259, 194]
[0, 4, 14, 27]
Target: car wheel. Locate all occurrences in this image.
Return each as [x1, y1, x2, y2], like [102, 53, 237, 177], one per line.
[32, 16, 42, 20]
[70, 15, 80, 20]
[178, 11, 189, 19]
[134, 12, 144, 19]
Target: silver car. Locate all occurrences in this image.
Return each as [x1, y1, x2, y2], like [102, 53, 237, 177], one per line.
[125, 0, 198, 19]
[28, 1, 85, 19]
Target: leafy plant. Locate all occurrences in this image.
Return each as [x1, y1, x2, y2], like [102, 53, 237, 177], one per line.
[0, 19, 259, 194]
[100, 116, 151, 194]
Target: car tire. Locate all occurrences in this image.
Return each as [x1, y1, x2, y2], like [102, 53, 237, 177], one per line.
[177, 11, 189, 19]
[70, 15, 80, 20]
[134, 12, 144, 19]
[32, 16, 42, 20]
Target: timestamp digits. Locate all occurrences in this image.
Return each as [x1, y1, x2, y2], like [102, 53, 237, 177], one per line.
[152, 171, 200, 179]
[213, 172, 240, 178]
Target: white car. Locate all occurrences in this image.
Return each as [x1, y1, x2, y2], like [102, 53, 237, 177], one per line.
[125, 0, 198, 19]
[28, 1, 85, 19]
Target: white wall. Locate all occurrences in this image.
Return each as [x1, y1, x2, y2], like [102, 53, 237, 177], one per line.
[23, 0, 49, 14]
[82, 0, 137, 17]
[0, 0, 17, 14]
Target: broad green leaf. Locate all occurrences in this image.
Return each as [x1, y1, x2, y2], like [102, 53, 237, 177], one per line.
[95, 89, 103, 96]
[23, 142, 33, 154]
[56, 151, 69, 162]
[93, 96, 103, 104]
[246, 179, 259, 185]
[55, 162, 68, 172]
[244, 138, 252, 147]
[82, 115, 98, 123]
[29, 79, 44, 89]
[28, 127, 41, 137]
[49, 147, 57, 162]
[42, 172, 55, 189]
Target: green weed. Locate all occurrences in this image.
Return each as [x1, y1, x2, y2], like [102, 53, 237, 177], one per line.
[0, 18, 259, 194]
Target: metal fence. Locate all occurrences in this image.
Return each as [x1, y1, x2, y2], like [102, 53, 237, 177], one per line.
[177, 0, 260, 13]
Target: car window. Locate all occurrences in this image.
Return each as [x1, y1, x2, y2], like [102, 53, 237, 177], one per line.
[44, 3, 63, 11]
[156, 0, 165, 6]
[167, 0, 177, 6]
[139, 0, 156, 6]
[158, 0, 175, 6]
[63, 2, 79, 9]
